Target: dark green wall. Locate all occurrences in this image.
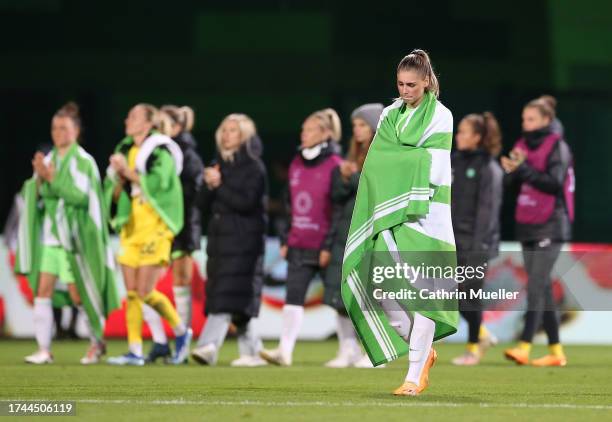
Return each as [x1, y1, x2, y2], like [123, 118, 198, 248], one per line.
[1, 0, 610, 241]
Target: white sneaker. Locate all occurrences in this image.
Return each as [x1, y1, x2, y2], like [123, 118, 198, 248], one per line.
[25, 350, 53, 364]
[325, 349, 362, 368]
[353, 354, 386, 368]
[231, 355, 269, 367]
[259, 348, 292, 366]
[80, 341, 106, 365]
[191, 344, 217, 366]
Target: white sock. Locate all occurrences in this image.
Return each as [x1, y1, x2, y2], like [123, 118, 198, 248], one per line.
[196, 313, 230, 365]
[237, 319, 262, 357]
[33, 297, 53, 352]
[129, 342, 143, 357]
[405, 313, 435, 384]
[380, 298, 413, 342]
[173, 286, 192, 328]
[77, 305, 99, 346]
[279, 305, 304, 358]
[142, 304, 167, 344]
[172, 322, 187, 337]
[336, 313, 360, 355]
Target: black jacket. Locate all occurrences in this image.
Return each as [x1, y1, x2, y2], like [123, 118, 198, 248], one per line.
[451, 149, 503, 258]
[172, 131, 204, 251]
[201, 137, 268, 317]
[323, 167, 360, 310]
[506, 129, 573, 242]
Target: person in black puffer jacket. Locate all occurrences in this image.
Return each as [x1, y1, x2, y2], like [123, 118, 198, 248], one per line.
[450, 112, 503, 366]
[191, 113, 268, 367]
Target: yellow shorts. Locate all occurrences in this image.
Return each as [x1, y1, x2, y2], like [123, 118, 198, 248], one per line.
[118, 197, 174, 268]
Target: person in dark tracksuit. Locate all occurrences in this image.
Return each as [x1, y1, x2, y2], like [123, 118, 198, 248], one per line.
[502, 98, 574, 367]
[323, 103, 384, 368]
[450, 112, 503, 366]
[190, 113, 268, 367]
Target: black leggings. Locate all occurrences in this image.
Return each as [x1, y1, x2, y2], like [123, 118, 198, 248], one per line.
[520, 240, 563, 344]
[457, 251, 488, 344]
[285, 248, 325, 306]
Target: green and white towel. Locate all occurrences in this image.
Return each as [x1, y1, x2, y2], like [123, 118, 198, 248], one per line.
[103, 133, 184, 235]
[15, 143, 120, 339]
[341, 92, 458, 366]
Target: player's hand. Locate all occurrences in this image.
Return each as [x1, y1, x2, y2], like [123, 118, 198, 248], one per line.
[319, 250, 331, 268]
[279, 244, 288, 259]
[109, 153, 127, 175]
[43, 162, 55, 182]
[204, 166, 221, 189]
[339, 160, 358, 181]
[32, 152, 47, 177]
[501, 153, 522, 173]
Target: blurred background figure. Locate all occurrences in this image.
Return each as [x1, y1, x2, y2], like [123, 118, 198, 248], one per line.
[539, 95, 564, 137]
[259, 109, 343, 366]
[105, 104, 191, 366]
[501, 98, 575, 367]
[323, 103, 383, 368]
[142, 105, 204, 363]
[450, 112, 504, 366]
[191, 113, 268, 367]
[16, 102, 119, 365]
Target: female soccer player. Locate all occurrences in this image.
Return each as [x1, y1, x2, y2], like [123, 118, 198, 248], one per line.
[501, 98, 574, 367]
[16, 102, 120, 364]
[323, 103, 384, 368]
[342, 50, 458, 396]
[142, 105, 204, 363]
[259, 109, 343, 366]
[450, 112, 503, 366]
[105, 104, 191, 366]
[190, 113, 267, 367]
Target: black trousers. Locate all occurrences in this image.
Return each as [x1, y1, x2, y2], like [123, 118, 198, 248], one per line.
[457, 250, 488, 344]
[520, 239, 563, 344]
[285, 248, 325, 306]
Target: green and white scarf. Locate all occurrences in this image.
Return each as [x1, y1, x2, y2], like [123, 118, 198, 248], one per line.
[15, 143, 120, 339]
[103, 133, 184, 235]
[341, 92, 458, 366]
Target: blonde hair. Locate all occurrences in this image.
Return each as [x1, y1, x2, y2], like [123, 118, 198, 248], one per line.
[215, 113, 257, 161]
[135, 103, 173, 136]
[161, 104, 195, 132]
[307, 108, 342, 142]
[525, 98, 556, 121]
[397, 49, 440, 98]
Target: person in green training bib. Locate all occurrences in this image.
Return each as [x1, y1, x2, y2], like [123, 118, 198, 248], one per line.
[16, 102, 120, 365]
[341, 50, 458, 396]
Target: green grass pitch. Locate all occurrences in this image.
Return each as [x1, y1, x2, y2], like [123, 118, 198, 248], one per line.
[1, 339, 611, 421]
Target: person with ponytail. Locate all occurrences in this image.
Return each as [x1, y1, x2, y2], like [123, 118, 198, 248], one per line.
[190, 113, 268, 367]
[501, 98, 574, 367]
[450, 112, 503, 366]
[323, 103, 384, 368]
[139, 105, 204, 363]
[539, 95, 564, 137]
[104, 103, 192, 366]
[16, 102, 120, 364]
[259, 108, 343, 366]
[342, 49, 458, 396]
